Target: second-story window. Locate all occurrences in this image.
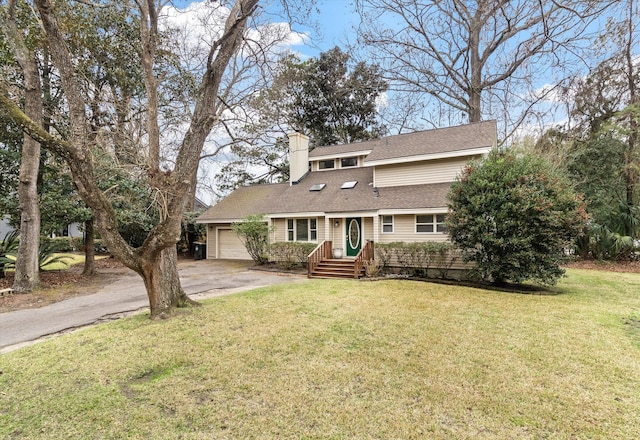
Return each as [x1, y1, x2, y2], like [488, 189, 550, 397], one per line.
[318, 160, 335, 170]
[340, 157, 358, 168]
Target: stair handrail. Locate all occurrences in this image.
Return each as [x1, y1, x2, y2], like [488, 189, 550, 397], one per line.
[308, 240, 332, 277]
[353, 240, 374, 278]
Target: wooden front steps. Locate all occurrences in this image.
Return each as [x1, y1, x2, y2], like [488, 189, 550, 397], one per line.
[309, 258, 364, 279]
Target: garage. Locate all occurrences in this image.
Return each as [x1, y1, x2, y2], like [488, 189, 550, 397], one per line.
[217, 228, 251, 260]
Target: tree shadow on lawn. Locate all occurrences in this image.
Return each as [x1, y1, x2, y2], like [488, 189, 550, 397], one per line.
[365, 275, 560, 295]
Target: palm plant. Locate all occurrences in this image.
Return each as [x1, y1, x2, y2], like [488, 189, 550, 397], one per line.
[39, 240, 72, 271]
[0, 230, 20, 278]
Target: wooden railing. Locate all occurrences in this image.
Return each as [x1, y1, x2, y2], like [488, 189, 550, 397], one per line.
[308, 240, 332, 277]
[353, 240, 374, 278]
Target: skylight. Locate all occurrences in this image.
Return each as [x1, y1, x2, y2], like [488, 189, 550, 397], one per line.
[309, 183, 326, 191]
[341, 181, 358, 189]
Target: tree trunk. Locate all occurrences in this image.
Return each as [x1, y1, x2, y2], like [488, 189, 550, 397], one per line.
[12, 54, 42, 293]
[139, 246, 199, 319]
[82, 218, 95, 276]
[624, 0, 637, 209]
[2, 0, 259, 316]
[468, 11, 483, 123]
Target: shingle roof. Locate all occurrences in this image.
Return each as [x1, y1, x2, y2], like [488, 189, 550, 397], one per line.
[306, 120, 496, 164]
[197, 168, 451, 222]
[364, 120, 496, 163]
[308, 142, 373, 158]
[196, 184, 288, 222]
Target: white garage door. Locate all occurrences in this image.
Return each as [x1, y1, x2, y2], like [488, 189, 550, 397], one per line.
[218, 229, 251, 260]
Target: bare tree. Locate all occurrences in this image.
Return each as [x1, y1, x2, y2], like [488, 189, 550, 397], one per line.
[0, 0, 265, 317]
[355, 0, 614, 136]
[1, 0, 42, 292]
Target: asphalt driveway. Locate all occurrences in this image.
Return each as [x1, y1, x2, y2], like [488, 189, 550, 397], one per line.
[0, 260, 305, 353]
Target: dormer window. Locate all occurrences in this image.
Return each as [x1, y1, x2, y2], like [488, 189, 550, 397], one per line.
[341, 157, 358, 168]
[318, 160, 335, 169]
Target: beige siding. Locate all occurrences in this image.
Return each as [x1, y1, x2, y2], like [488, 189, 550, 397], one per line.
[373, 214, 472, 272]
[206, 223, 233, 259]
[272, 218, 286, 243]
[378, 214, 449, 244]
[374, 156, 475, 187]
[363, 217, 373, 242]
[206, 224, 221, 258]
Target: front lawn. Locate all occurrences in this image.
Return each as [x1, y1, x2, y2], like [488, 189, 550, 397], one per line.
[1, 269, 639, 439]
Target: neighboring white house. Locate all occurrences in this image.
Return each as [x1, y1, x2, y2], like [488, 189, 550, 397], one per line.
[196, 120, 497, 268]
[0, 217, 83, 239]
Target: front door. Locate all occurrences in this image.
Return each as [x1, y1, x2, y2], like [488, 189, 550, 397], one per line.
[346, 217, 362, 257]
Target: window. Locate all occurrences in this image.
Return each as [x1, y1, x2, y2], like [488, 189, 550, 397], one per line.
[340, 157, 358, 168]
[436, 214, 448, 233]
[416, 214, 448, 233]
[318, 160, 335, 170]
[381, 215, 394, 233]
[416, 215, 434, 233]
[288, 218, 317, 242]
[287, 219, 294, 241]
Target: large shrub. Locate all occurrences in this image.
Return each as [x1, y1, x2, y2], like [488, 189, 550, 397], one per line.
[269, 242, 317, 269]
[447, 150, 587, 285]
[231, 215, 272, 264]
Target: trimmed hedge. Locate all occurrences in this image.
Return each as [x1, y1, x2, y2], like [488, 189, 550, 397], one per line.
[269, 242, 317, 270]
[374, 241, 459, 279]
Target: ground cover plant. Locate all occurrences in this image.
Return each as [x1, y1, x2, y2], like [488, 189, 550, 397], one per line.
[1, 269, 640, 439]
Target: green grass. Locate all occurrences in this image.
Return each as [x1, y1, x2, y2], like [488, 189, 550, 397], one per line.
[2, 269, 640, 439]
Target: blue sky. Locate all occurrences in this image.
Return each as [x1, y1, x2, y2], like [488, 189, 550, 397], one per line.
[301, 0, 360, 56]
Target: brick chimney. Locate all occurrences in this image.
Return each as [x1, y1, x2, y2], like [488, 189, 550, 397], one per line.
[288, 132, 310, 184]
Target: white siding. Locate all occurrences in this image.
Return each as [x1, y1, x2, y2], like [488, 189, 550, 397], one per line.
[374, 156, 475, 187]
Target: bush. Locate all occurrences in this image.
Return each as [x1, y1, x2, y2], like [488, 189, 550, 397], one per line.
[269, 242, 317, 269]
[39, 240, 73, 271]
[374, 241, 459, 278]
[232, 215, 272, 264]
[40, 237, 76, 252]
[447, 150, 587, 285]
[0, 230, 20, 278]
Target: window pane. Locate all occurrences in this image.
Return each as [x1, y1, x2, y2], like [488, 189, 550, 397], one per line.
[382, 224, 393, 233]
[296, 219, 308, 241]
[341, 157, 358, 167]
[319, 160, 334, 169]
[288, 230, 294, 241]
[287, 219, 293, 229]
[436, 214, 446, 223]
[416, 214, 432, 224]
[382, 215, 392, 224]
[436, 224, 448, 233]
[417, 224, 434, 233]
[310, 218, 317, 241]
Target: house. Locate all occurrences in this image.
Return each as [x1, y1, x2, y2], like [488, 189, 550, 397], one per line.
[196, 120, 497, 276]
